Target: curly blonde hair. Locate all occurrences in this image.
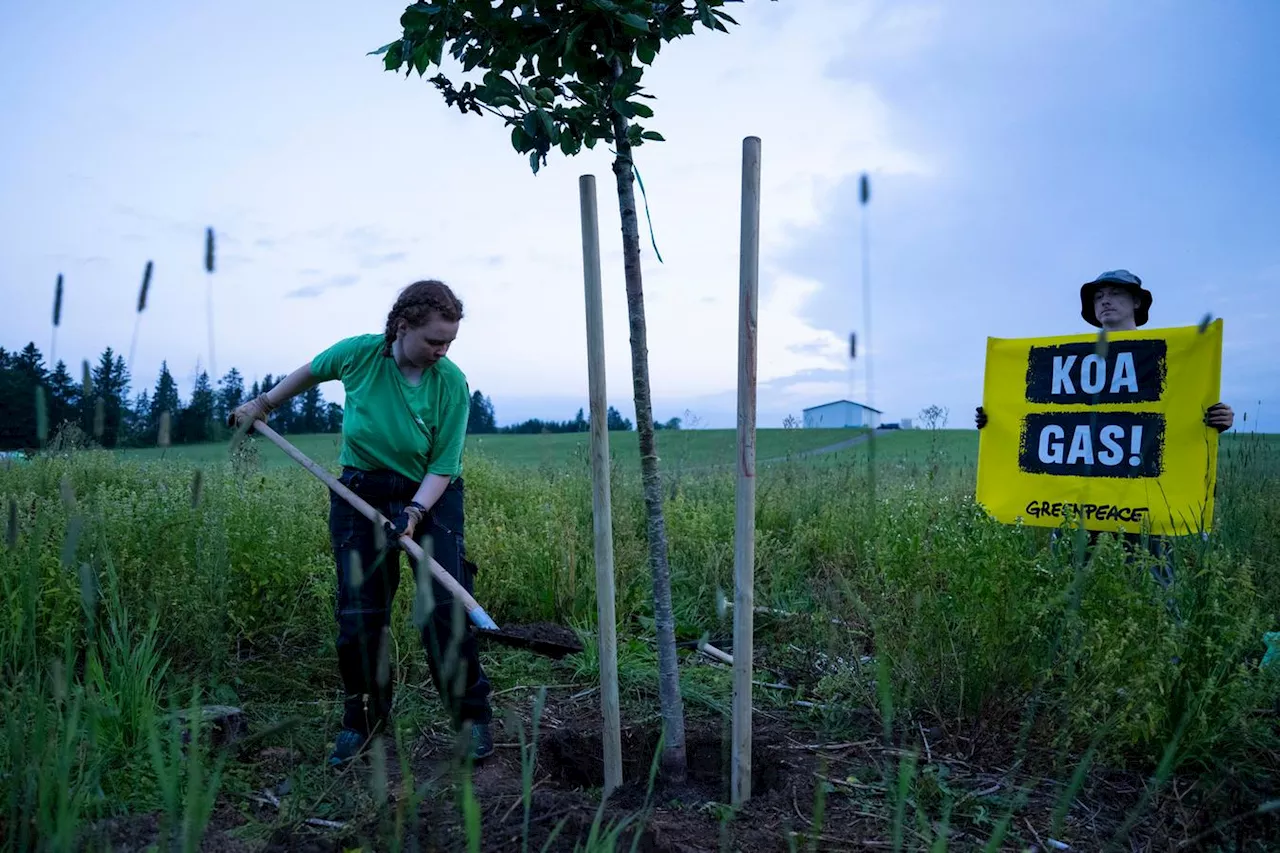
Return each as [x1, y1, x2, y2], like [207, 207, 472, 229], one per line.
[382, 280, 464, 356]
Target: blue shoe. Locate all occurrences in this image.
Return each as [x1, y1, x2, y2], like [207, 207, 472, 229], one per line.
[469, 722, 494, 762]
[327, 728, 369, 767]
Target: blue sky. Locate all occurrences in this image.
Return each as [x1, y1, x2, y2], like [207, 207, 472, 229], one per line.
[1, 1, 1276, 432]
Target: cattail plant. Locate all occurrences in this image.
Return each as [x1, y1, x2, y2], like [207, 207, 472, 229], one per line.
[205, 228, 217, 381]
[35, 385, 48, 447]
[127, 261, 153, 375]
[51, 273, 63, 365]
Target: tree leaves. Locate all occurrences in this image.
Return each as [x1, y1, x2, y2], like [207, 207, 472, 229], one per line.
[618, 12, 651, 34]
[373, 0, 749, 173]
[635, 38, 658, 65]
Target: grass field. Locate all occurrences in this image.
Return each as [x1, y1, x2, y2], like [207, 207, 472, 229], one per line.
[117, 426, 872, 471]
[3, 426, 1278, 850]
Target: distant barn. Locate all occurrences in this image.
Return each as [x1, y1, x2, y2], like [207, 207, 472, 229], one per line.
[802, 400, 883, 429]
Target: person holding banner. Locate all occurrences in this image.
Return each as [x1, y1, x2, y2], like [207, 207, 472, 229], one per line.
[973, 269, 1234, 585]
[975, 270, 1233, 432]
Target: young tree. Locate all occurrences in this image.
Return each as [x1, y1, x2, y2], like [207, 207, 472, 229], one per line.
[606, 405, 633, 431]
[373, 0, 750, 778]
[298, 385, 324, 433]
[216, 368, 246, 427]
[180, 371, 217, 444]
[85, 347, 130, 448]
[467, 389, 497, 434]
[150, 362, 182, 444]
[0, 344, 46, 448]
[129, 391, 151, 445]
[46, 360, 78, 434]
[325, 401, 344, 433]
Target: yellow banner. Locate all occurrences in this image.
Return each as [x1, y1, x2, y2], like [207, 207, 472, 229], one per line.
[976, 321, 1223, 536]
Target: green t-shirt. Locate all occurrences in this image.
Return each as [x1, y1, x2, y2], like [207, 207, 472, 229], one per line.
[310, 333, 470, 483]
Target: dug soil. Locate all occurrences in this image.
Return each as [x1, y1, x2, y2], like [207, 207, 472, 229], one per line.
[479, 621, 585, 658]
[81, 689, 1280, 851]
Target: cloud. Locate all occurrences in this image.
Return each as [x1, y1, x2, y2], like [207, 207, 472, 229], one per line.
[46, 254, 110, 266]
[342, 227, 393, 251]
[361, 251, 407, 268]
[285, 274, 360, 299]
[218, 253, 252, 271]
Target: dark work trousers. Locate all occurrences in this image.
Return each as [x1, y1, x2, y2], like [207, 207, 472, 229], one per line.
[329, 467, 492, 736]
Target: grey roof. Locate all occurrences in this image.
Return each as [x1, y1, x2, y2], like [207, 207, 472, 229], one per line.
[802, 399, 884, 414]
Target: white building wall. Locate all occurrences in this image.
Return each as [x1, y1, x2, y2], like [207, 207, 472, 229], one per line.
[803, 402, 864, 428]
[802, 401, 885, 429]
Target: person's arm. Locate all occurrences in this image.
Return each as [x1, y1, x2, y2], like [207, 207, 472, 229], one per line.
[387, 474, 452, 542]
[264, 364, 320, 408]
[228, 363, 320, 426]
[411, 474, 452, 515]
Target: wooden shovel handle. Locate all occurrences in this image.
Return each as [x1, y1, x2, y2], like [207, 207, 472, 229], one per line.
[246, 420, 500, 631]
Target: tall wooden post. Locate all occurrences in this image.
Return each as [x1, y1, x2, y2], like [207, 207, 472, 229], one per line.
[579, 174, 623, 795]
[732, 136, 761, 806]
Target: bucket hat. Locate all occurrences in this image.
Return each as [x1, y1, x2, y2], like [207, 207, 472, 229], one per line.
[1080, 269, 1152, 327]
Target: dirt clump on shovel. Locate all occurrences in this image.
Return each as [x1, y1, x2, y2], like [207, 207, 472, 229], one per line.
[482, 621, 583, 657]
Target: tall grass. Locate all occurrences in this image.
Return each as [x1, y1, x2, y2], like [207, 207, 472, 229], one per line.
[1, 430, 1276, 847]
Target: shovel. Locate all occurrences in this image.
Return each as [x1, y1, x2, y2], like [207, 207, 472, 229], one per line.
[244, 420, 583, 660]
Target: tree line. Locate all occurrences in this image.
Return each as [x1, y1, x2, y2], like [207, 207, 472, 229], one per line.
[0, 340, 675, 452]
[466, 391, 672, 435]
[0, 341, 341, 451]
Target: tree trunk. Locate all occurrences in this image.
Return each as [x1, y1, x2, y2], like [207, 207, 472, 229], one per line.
[609, 108, 687, 782]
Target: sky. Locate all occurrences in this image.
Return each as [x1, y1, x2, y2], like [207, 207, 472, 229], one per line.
[1, 0, 1276, 432]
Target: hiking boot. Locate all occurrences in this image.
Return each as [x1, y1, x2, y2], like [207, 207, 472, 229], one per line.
[469, 722, 494, 762]
[327, 728, 369, 767]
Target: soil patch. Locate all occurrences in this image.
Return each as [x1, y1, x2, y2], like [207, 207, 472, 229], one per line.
[76, 688, 1280, 851]
[80, 804, 252, 852]
[539, 719, 789, 805]
[480, 621, 584, 658]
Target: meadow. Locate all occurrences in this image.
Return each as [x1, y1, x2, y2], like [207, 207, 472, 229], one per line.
[2, 425, 1277, 851]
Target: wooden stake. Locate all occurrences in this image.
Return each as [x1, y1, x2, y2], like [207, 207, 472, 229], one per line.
[579, 174, 623, 795]
[733, 136, 761, 806]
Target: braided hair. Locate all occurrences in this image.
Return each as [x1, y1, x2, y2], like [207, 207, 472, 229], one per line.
[382, 280, 464, 357]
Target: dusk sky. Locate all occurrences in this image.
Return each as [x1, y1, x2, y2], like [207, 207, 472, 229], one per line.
[2, 1, 1276, 431]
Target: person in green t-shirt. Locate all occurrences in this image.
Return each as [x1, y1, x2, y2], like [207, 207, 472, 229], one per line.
[229, 279, 495, 766]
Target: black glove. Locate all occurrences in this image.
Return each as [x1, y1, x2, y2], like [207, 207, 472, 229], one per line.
[975, 406, 988, 429]
[384, 503, 426, 543]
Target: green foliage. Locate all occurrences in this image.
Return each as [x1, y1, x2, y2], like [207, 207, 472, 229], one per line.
[373, 0, 754, 172]
[1, 643, 96, 852]
[0, 430, 1276, 847]
[147, 684, 226, 853]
